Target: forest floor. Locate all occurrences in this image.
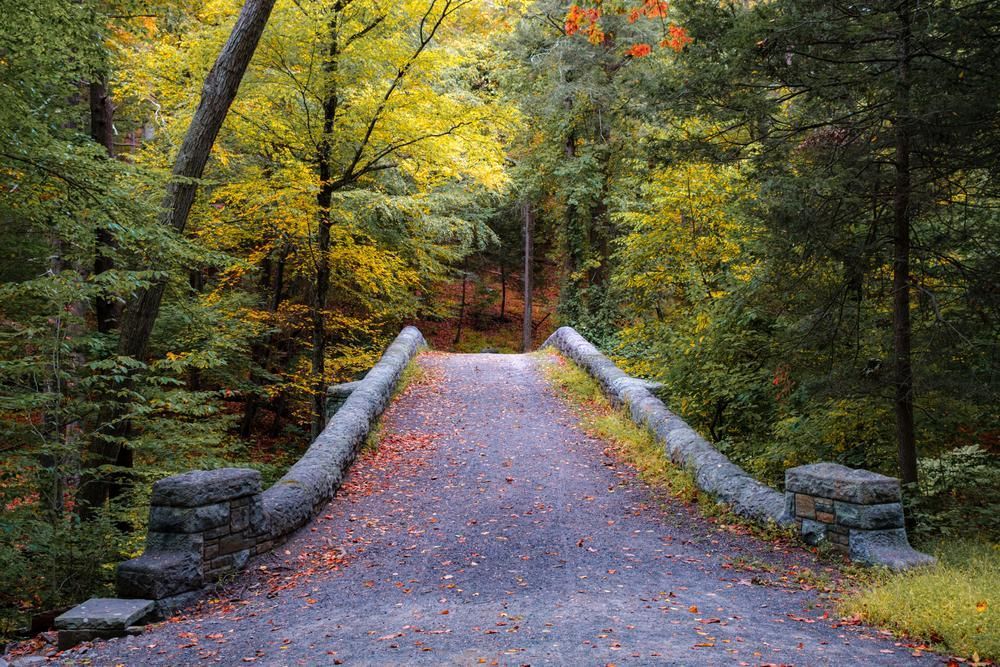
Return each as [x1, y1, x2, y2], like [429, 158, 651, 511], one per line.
[53, 352, 942, 666]
[413, 267, 558, 354]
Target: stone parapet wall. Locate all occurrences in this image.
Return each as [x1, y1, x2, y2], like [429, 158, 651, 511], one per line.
[543, 326, 933, 570]
[116, 326, 426, 612]
[543, 327, 789, 525]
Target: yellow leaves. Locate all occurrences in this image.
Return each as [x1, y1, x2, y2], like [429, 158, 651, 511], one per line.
[976, 600, 988, 613]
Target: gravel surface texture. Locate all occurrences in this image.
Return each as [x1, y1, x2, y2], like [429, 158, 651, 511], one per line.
[56, 352, 939, 666]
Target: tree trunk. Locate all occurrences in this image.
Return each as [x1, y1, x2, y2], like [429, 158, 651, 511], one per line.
[522, 202, 534, 352]
[79, 0, 277, 514]
[311, 13, 341, 441]
[116, 0, 277, 360]
[892, 1, 918, 486]
[90, 80, 119, 334]
[499, 260, 507, 319]
[454, 257, 468, 346]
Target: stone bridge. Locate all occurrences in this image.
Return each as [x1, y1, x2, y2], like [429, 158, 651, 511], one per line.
[53, 327, 934, 665]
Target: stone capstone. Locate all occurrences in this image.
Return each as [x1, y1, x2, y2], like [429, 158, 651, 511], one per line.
[150, 468, 262, 508]
[785, 463, 901, 505]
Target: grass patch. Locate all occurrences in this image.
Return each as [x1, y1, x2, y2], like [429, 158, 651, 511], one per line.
[393, 355, 428, 399]
[539, 351, 792, 544]
[840, 539, 999, 661]
[452, 328, 521, 354]
[539, 351, 700, 502]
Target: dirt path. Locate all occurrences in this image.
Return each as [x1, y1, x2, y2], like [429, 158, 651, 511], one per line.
[60, 352, 937, 666]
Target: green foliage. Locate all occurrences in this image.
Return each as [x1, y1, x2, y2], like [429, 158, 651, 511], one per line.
[907, 447, 1000, 543]
[0, 507, 121, 637]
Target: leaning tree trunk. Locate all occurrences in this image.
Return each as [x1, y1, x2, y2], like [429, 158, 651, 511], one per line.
[522, 202, 534, 352]
[892, 0, 918, 486]
[79, 0, 278, 515]
[117, 0, 277, 360]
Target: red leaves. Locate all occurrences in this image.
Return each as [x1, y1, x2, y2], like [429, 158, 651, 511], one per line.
[660, 24, 693, 52]
[625, 43, 652, 58]
[641, 0, 669, 19]
[341, 431, 441, 498]
[565, 4, 604, 44]
[563, 1, 692, 55]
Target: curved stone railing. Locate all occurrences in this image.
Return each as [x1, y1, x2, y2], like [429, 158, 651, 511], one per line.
[542, 326, 933, 570]
[262, 326, 425, 540]
[113, 326, 426, 617]
[543, 326, 789, 524]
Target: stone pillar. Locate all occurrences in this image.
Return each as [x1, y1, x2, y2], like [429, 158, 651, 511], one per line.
[117, 468, 267, 612]
[785, 463, 934, 570]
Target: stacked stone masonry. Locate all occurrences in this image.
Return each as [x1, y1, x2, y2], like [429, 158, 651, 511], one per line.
[785, 463, 934, 570]
[117, 468, 266, 611]
[543, 326, 933, 571]
[114, 326, 426, 614]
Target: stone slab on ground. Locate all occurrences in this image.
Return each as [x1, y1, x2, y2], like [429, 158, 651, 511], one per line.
[55, 598, 154, 632]
[54, 598, 155, 650]
[8, 657, 45, 667]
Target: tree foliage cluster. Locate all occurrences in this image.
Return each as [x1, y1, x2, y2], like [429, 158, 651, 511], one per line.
[499, 0, 999, 542]
[0, 0, 513, 633]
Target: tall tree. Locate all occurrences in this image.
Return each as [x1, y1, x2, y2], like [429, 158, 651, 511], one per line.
[673, 0, 1000, 484]
[117, 0, 278, 360]
[521, 201, 535, 351]
[80, 0, 278, 512]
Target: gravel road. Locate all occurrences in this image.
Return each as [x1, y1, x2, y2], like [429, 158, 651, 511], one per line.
[58, 352, 940, 666]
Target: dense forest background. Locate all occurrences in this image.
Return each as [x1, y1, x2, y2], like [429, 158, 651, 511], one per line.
[1, 0, 997, 637]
